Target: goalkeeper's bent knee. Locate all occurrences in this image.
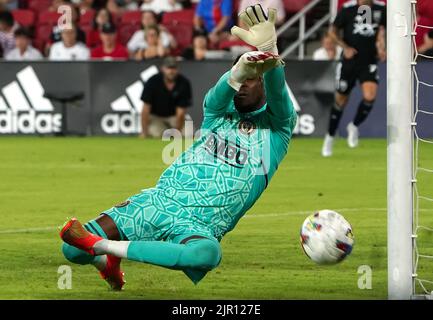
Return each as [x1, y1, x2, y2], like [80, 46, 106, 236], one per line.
[62, 242, 95, 265]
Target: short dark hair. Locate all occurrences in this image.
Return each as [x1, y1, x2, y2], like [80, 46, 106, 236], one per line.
[92, 8, 114, 30]
[0, 10, 14, 27]
[14, 27, 32, 39]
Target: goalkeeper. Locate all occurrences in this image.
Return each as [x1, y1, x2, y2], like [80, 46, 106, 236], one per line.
[60, 4, 297, 290]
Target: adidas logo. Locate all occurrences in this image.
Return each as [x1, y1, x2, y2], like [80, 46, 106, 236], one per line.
[0, 66, 61, 134]
[101, 65, 159, 134]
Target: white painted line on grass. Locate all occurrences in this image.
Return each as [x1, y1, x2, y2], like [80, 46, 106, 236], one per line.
[1, 208, 431, 234]
[0, 226, 57, 234]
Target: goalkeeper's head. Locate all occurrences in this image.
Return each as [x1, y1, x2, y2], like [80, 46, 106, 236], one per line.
[232, 54, 266, 113]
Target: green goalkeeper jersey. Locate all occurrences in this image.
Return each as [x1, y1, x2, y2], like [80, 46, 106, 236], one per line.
[156, 66, 297, 240]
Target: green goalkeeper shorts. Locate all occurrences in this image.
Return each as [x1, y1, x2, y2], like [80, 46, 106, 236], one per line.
[101, 188, 215, 243]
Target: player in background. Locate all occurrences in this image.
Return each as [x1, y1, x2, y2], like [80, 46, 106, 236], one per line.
[322, 0, 386, 157]
[59, 5, 297, 290]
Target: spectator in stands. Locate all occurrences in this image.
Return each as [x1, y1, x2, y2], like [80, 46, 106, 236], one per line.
[87, 7, 115, 48]
[312, 32, 342, 61]
[92, 0, 109, 10]
[127, 10, 176, 57]
[106, 0, 139, 15]
[418, 30, 433, 58]
[49, 24, 90, 60]
[134, 25, 169, 60]
[75, 0, 95, 14]
[49, 0, 70, 12]
[91, 22, 128, 60]
[5, 27, 43, 60]
[0, 0, 18, 11]
[182, 32, 208, 60]
[238, 0, 285, 27]
[0, 10, 17, 57]
[194, 0, 233, 47]
[140, 0, 183, 14]
[140, 56, 192, 138]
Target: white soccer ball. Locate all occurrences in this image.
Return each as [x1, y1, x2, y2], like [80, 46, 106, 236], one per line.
[300, 210, 354, 265]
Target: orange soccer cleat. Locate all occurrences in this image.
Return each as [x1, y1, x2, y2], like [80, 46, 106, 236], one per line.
[59, 217, 103, 255]
[100, 255, 126, 291]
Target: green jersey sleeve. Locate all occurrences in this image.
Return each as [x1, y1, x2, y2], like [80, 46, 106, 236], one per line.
[264, 65, 297, 132]
[203, 71, 236, 118]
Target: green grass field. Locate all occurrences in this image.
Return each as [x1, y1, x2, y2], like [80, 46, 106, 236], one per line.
[0, 137, 432, 299]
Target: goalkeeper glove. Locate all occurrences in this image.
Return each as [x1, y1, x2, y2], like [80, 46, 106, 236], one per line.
[228, 51, 282, 91]
[231, 4, 278, 54]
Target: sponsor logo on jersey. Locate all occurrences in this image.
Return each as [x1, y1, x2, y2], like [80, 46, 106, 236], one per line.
[204, 132, 248, 168]
[0, 66, 61, 134]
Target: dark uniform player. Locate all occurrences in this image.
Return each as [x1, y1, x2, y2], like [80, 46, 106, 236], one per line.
[322, 0, 386, 157]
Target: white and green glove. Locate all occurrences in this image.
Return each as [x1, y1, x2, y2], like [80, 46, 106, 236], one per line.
[228, 51, 282, 91]
[231, 4, 278, 54]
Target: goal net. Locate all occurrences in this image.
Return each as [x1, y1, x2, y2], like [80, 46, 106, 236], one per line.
[412, 0, 433, 298]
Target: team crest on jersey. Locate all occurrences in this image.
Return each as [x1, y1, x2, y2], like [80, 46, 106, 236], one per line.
[115, 200, 130, 208]
[238, 119, 256, 135]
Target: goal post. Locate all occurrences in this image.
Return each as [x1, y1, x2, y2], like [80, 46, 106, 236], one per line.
[387, 0, 414, 299]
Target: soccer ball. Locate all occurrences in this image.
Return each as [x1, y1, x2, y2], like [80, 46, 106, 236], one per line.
[300, 210, 354, 265]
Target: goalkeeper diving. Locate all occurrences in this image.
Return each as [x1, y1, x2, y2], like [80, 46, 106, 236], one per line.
[59, 4, 297, 290]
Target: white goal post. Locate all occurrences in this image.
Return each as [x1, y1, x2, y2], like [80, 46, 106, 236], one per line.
[387, 0, 414, 299]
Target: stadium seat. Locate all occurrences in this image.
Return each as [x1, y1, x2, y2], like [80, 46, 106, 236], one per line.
[232, 0, 241, 14]
[283, 0, 311, 14]
[38, 11, 61, 25]
[418, 0, 433, 19]
[164, 23, 193, 51]
[161, 9, 195, 26]
[118, 24, 140, 46]
[80, 23, 93, 35]
[79, 9, 95, 27]
[416, 0, 433, 47]
[120, 10, 142, 27]
[28, 0, 52, 13]
[33, 23, 52, 52]
[218, 40, 255, 51]
[12, 9, 36, 27]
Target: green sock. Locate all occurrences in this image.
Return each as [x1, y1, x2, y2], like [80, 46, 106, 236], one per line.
[126, 238, 221, 271]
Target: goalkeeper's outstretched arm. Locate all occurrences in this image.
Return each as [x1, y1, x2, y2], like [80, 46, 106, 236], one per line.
[264, 65, 296, 126]
[203, 51, 282, 118]
[203, 71, 236, 118]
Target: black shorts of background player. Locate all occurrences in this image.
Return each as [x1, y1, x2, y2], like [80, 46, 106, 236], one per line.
[322, 0, 386, 157]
